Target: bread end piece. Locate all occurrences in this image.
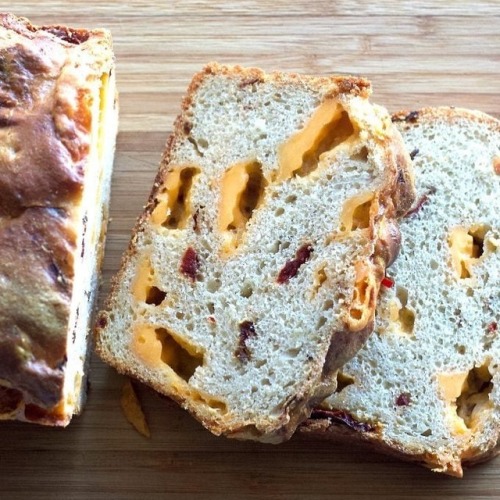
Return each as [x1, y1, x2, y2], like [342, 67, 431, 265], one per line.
[0, 14, 117, 425]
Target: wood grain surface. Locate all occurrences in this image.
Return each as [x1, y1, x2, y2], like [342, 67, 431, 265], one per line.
[1, 1, 500, 498]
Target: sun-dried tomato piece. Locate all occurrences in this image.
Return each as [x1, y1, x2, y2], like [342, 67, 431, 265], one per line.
[310, 408, 375, 432]
[180, 246, 199, 281]
[277, 244, 313, 284]
[405, 187, 436, 218]
[396, 392, 411, 406]
[235, 320, 257, 362]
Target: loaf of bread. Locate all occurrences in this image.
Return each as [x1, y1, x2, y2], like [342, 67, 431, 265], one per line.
[96, 63, 414, 442]
[0, 14, 117, 425]
[303, 107, 500, 476]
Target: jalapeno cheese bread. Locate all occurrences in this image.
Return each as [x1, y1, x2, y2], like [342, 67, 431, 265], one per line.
[303, 108, 500, 476]
[96, 63, 414, 442]
[0, 14, 117, 425]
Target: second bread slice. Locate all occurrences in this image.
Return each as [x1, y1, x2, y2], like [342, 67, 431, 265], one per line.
[96, 63, 414, 442]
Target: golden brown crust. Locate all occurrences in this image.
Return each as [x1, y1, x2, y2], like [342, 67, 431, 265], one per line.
[299, 411, 500, 478]
[0, 14, 113, 424]
[392, 106, 500, 134]
[0, 208, 74, 408]
[301, 415, 465, 476]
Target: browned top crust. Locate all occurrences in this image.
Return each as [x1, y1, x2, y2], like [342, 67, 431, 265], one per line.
[0, 13, 113, 419]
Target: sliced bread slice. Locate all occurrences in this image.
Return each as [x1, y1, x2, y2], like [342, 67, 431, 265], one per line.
[95, 63, 414, 442]
[303, 107, 500, 475]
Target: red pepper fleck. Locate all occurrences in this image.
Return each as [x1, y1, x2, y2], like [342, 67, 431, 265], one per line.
[310, 409, 375, 433]
[488, 322, 498, 333]
[277, 244, 313, 284]
[381, 276, 394, 288]
[396, 392, 411, 406]
[180, 247, 199, 281]
[235, 320, 257, 362]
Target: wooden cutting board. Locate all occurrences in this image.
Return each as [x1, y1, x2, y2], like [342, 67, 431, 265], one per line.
[2, 1, 500, 498]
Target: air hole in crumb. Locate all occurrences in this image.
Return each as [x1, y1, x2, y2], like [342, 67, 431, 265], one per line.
[207, 302, 215, 314]
[456, 363, 493, 429]
[430, 259, 439, 270]
[145, 286, 166, 306]
[396, 286, 408, 306]
[469, 226, 487, 258]
[176, 311, 185, 320]
[207, 279, 221, 293]
[285, 194, 297, 204]
[155, 328, 204, 382]
[334, 372, 355, 393]
[316, 316, 327, 328]
[420, 429, 432, 437]
[269, 241, 281, 254]
[353, 146, 369, 162]
[240, 283, 254, 298]
[239, 162, 266, 221]
[207, 399, 226, 411]
[198, 138, 209, 149]
[262, 378, 271, 386]
[187, 137, 204, 157]
[275, 207, 285, 216]
[398, 308, 415, 335]
[191, 392, 227, 413]
[286, 348, 300, 358]
[323, 299, 333, 310]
